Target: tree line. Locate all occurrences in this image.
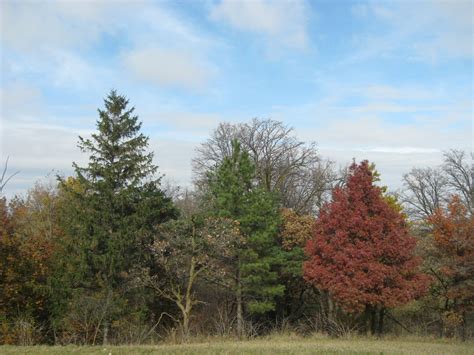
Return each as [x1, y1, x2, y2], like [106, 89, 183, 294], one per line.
[0, 91, 472, 345]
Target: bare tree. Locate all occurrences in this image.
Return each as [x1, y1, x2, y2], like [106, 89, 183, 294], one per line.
[442, 150, 473, 214]
[402, 167, 448, 219]
[279, 159, 335, 213]
[193, 122, 240, 178]
[402, 149, 473, 219]
[193, 119, 336, 214]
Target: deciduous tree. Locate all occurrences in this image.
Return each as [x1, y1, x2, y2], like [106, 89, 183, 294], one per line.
[194, 119, 335, 214]
[140, 216, 241, 339]
[427, 196, 473, 339]
[304, 161, 429, 335]
[276, 208, 315, 319]
[402, 150, 472, 219]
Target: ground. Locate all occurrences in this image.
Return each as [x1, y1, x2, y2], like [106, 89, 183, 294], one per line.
[1, 335, 472, 355]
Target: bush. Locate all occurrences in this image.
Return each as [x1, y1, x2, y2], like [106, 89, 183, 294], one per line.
[0, 314, 43, 345]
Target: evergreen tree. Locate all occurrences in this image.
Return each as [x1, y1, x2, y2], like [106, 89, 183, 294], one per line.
[207, 139, 285, 336]
[60, 90, 177, 343]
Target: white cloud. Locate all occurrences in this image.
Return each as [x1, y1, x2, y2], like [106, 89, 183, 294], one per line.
[350, 0, 473, 62]
[305, 113, 467, 190]
[0, 82, 85, 197]
[297, 116, 467, 152]
[0, 116, 207, 198]
[0, 83, 43, 118]
[0, 0, 111, 53]
[361, 84, 435, 101]
[52, 51, 101, 89]
[139, 4, 218, 49]
[0, 84, 89, 172]
[360, 147, 440, 154]
[0, 82, 222, 197]
[0, 0, 218, 54]
[210, 0, 309, 49]
[2, 120, 87, 170]
[318, 147, 444, 190]
[148, 111, 222, 131]
[122, 47, 216, 91]
[270, 80, 471, 189]
[151, 138, 197, 188]
[1, 1, 220, 92]
[0, 117, 88, 199]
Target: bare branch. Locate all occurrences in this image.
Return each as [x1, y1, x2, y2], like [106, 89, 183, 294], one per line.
[442, 149, 473, 214]
[401, 150, 473, 219]
[193, 118, 336, 214]
[0, 156, 20, 194]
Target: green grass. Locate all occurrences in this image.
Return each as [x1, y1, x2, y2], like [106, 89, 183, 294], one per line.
[1, 335, 472, 354]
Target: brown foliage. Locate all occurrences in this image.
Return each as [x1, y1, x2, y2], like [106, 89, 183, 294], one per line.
[428, 196, 474, 313]
[0, 184, 62, 320]
[280, 208, 314, 250]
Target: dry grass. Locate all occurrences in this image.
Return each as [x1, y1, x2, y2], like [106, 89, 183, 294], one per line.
[1, 335, 472, 354]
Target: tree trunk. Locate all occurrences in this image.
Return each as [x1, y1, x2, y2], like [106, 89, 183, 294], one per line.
[182, 228, 196, 341]
[328, 295, 334, 324]
[318, 289, 326, 322]
[236, 259, 243, 339]
[363, 304, 377, 336]
[370, 307, 377, 336]
[438, 316, 444, 338]
[182, 270, 193, 340]
[182, 312, 190, 341]
[377, 307, 385, 336]
[363, 305, 371, 335]
[460, 310, 466, 341]
[102, 321, 109, 345]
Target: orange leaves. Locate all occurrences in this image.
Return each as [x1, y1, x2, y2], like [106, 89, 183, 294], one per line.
[427, 196, 474, 310]
[430, 196, 473, 255]
[0, 184, 63, 319]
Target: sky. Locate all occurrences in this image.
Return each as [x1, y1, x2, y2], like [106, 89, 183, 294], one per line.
[1, 0, 472, 198]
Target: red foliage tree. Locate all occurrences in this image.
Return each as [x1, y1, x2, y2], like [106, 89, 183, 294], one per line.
[304, 161, 429, 333]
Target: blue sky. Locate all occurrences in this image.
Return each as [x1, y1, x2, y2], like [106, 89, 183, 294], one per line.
[1, 0, 472, 197]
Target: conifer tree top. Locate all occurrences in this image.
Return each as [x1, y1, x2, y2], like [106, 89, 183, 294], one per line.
[73, 90, 158, 190]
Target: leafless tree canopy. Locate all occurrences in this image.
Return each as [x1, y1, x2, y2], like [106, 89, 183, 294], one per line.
[443, 150, 473, 213]
[402, 167, 448, 219]
[402, 149, 473, 219]
[193, 118, 336, 214]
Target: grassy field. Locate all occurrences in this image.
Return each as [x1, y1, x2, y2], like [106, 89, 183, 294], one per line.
[1, 336, 472, 355]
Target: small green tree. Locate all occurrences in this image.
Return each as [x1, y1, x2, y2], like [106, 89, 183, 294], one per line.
[60, 90, 177, 344]
[207, 139, 285, 337]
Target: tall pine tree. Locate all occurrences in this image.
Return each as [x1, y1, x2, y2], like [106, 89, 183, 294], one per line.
[207, 139, 285, 337]
[60, 90, 177, 343]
